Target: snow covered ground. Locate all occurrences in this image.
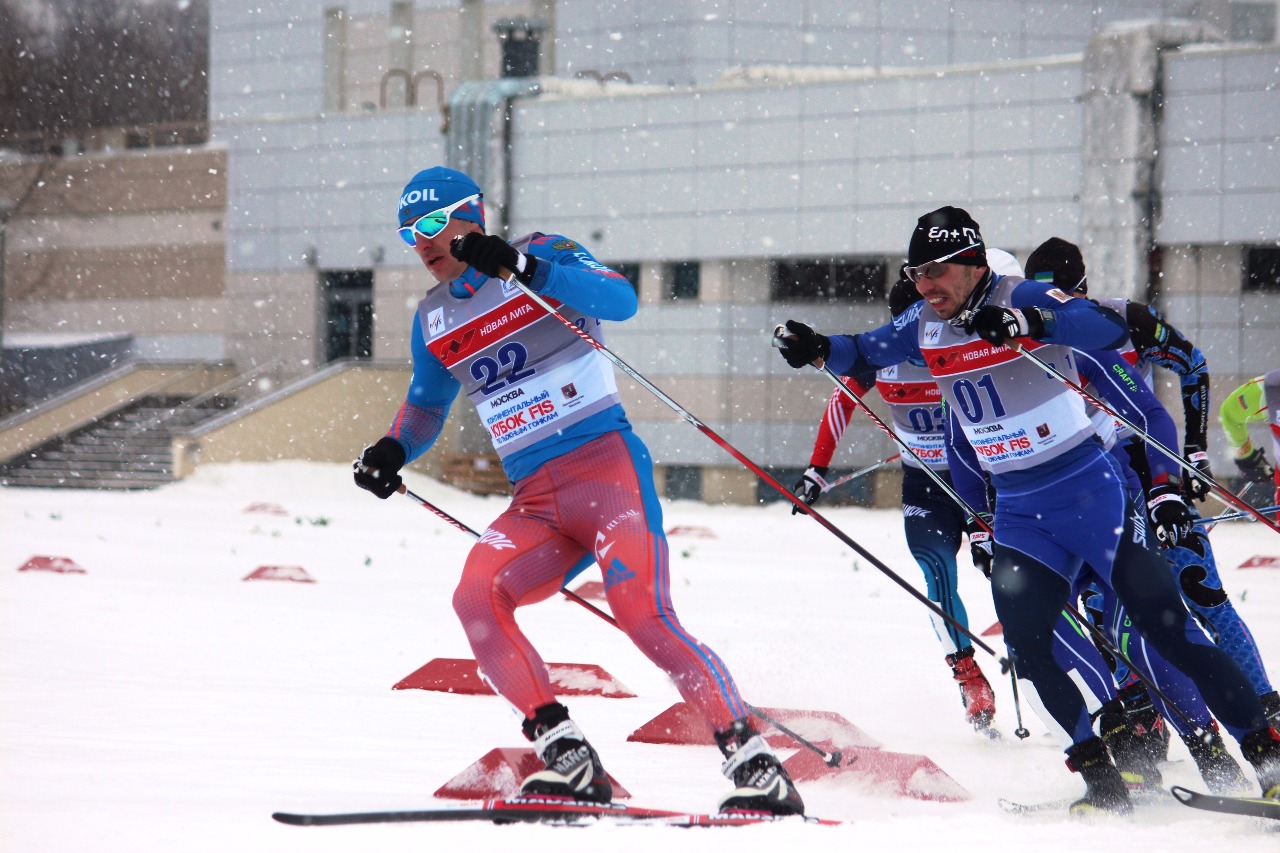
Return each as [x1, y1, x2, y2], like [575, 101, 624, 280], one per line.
[3, 461, 1278, 852]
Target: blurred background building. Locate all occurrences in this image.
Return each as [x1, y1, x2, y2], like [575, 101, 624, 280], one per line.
[1, 0, 1278, 501]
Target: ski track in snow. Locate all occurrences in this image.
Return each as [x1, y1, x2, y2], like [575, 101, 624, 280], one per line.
[3, 461, 1277, 852]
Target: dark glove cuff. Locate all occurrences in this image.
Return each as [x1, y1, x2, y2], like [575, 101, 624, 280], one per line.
[514, 252, 538, 285]
[371, 436, 407, 470]
[1024, 307, 1049, 338]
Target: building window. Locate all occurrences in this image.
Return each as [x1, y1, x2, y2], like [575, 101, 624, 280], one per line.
[1244, 246, 1280, 292]
[323, 270, 373, 362]
[770, 259, 888, 302]
[609, 262, 641, 294]
[493, 18, 546, 78]
[1230, 3, 1276, 43]
[664, 466, 702, 501]
[755, 466, 874, 506]
[667, 261, 700, 301]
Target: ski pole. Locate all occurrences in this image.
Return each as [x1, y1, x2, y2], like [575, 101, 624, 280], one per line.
[769, 324, 991, 533]
[397, 484, 846, 767]
[1011, 343, 1280, 537]
[820, 454, 901, 494]
[1204, 480, 1255, 515]
[744, 704, 843, 768]
[811, 360, 992, 534]
[1201, 503, 1279, 525]
[485, 265, 1007, 667]
[1008, 662, 1031, 740]
[1059, 602, 1209, 739]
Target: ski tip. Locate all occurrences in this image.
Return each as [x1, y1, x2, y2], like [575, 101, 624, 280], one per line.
[1168, 786, 1195, 805]
[272, 812, 315, 826]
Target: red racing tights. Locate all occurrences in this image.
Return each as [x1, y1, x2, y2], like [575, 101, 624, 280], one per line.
[452, 430, 748, 732]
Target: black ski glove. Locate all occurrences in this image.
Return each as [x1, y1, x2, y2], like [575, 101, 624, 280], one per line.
[790, 465, 828, 515]
[1147, 483, 1194, 547]
[1234, 447, 1275, 484]
[965, 513, 994, 578]
[773, 320, 831, 368]
[353, 437, 407, 499]
[450, 233, 538, 283]
[1181, 443, 1213, 502]
[966, 306, 1047, 346]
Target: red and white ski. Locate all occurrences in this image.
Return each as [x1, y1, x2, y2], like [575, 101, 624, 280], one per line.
[272, 795, 838, 827]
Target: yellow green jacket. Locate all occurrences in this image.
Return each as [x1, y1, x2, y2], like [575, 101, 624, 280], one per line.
[1219, 369, 1280, 459]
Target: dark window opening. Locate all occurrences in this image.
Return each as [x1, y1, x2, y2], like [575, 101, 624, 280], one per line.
[609, 262, 641, 294]
[1244, 246, 1280, 292]
[770, 259, 888, 302]
[755, 466, 875, 506]
[664, 465, 702, 502]
[493, 18, 546, 78]
[668, 261, 700, 301]
[1231, 3, 1276, 43]
[323, 270, 374, 362]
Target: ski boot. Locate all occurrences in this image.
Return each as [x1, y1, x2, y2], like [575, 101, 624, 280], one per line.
[1098, 699, 1161, 793]
[714, 720, 805, 815]
[946, 646, 997, 733]
[1065, 736, 1134, 816]
[1261, 690, 1280, 728]
[1239, 726, 1280, 801]
[519, 702, 612, 803]
[1118, 682, 1169, 766]
[1181, 723, 1249, 795]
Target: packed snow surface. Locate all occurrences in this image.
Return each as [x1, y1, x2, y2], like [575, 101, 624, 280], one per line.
[4, 462, 1277, 851]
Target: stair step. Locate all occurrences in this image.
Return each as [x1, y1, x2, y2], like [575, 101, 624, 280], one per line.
[2, 392, 235, 490]
[1, 476, 170, 490]
[15, 460, 172, 474]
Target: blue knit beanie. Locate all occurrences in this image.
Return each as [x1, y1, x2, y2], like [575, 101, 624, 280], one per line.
[397, 167, 485, 228]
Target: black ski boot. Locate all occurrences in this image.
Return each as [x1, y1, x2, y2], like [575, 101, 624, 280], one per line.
[1181, 723, 1249, 795]
[1098, 699, 1161, 792]
[1261, 690, 1280, 728]
[1118, 682, 1169, 766]
[714, 720, 805, 815]
[519, 703, 612, 803]
[1239, 726, 1280, 801]
[1065, 736, 1134, 816]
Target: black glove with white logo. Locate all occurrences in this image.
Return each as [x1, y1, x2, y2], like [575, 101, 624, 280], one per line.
[1181, 443, 1213, 502]
[1147, 483, 1195, 548]
[450, 233, 538, 283]
[965, 513, 994, 578]
[353, 437, 407, 499]
[774, 320, 831, 368]
[966, 306, 1047, 346]
[790, 465, 828, 515]
[1234, 447, 1275, 484]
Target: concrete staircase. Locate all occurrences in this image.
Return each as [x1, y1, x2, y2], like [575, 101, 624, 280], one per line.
[0, 395, 233, 490]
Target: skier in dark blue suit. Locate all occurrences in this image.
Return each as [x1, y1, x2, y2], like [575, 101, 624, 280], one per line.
[1025, 237, 1278, 727]
[774, 206, 1280, 814]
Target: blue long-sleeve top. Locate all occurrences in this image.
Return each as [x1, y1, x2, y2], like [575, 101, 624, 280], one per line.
[824, 276, 1129, 379]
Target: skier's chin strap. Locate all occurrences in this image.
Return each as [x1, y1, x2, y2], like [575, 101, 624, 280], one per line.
[951, 268, 996, 331]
